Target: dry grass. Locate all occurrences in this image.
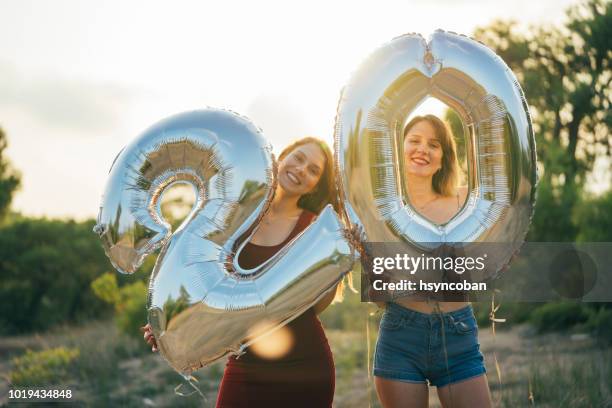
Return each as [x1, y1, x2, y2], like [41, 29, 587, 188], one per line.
[1, 320, 610, 407]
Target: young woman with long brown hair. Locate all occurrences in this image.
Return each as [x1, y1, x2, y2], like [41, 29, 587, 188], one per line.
[143, 137, 343, 407]
[373, 115, 492, 408]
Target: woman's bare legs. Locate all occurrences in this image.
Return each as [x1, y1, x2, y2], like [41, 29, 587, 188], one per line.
[375, 377, 428, 408]
[436, 374, 492, 408]
[375, 375, 492, 408]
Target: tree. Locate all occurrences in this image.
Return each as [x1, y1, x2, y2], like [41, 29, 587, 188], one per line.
[474, 0, 611, 241]
[573, 190, 612, 241]
[0, 219, 112, 334]
[0, 128, 21, 220]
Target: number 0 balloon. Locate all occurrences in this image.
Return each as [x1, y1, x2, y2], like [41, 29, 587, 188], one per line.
[334, 30, 537, 282]
[94, 109, 354, 374]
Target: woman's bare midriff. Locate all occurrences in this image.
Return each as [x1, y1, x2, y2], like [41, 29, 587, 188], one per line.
[394, 299, 469, 314]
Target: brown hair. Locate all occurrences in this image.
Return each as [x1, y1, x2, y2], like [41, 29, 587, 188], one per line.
[278, 137, 338, 214]
[403, 114, 460, 196]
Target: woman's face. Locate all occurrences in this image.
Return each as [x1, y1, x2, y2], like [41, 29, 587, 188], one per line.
[278, 142, 325, 197]
[403, 120, 443, 179]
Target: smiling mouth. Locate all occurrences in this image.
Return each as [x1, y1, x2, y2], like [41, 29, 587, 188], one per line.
[286, 171, 301, 185]
[411, 157, 430, 165]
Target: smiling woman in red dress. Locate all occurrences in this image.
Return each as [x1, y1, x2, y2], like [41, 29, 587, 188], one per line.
[143, 137, 343, 408]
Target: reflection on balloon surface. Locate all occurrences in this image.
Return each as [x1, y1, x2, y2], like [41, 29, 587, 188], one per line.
[335, 30, 537, 288]
[95, 109, 355, 374]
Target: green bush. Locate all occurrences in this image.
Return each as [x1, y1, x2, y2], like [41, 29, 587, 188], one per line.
[585, 307, 612, 344]
[320, 271, 370, 331]
[90, 272, 120, 305]
[530, 302, 590, 332]
[91, 273, 147, 338]
[10, 347, 80, 386]
[0, 218, 112, 334]
[573, 191, 612, 242]
[471, 302, 538, 328]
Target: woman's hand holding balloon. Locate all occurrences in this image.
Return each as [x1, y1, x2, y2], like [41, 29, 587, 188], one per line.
[140, 323, 158, 352]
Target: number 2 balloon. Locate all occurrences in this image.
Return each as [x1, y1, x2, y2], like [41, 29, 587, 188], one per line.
[94, 109, 355, 374]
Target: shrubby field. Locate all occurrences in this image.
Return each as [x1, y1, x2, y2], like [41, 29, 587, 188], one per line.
[0, 1, 610, 405]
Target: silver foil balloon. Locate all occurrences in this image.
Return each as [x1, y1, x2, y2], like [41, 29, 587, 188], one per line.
[94, 109, 354, 374]
[334, 30, 537, 284]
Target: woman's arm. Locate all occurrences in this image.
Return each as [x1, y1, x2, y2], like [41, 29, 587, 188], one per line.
[313, 285, 338, 315]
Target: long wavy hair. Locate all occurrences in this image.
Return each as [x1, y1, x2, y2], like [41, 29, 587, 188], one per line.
[278, 137, 339, 214]
[403, 115, 460, 197]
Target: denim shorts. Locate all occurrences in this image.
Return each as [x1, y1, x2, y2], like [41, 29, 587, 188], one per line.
[373, 302, 486, 388]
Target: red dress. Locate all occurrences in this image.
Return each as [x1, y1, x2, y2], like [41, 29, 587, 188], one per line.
[215, 211, 335, 408]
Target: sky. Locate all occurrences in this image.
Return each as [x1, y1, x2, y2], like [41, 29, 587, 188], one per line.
[0, 0, 583, 219]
